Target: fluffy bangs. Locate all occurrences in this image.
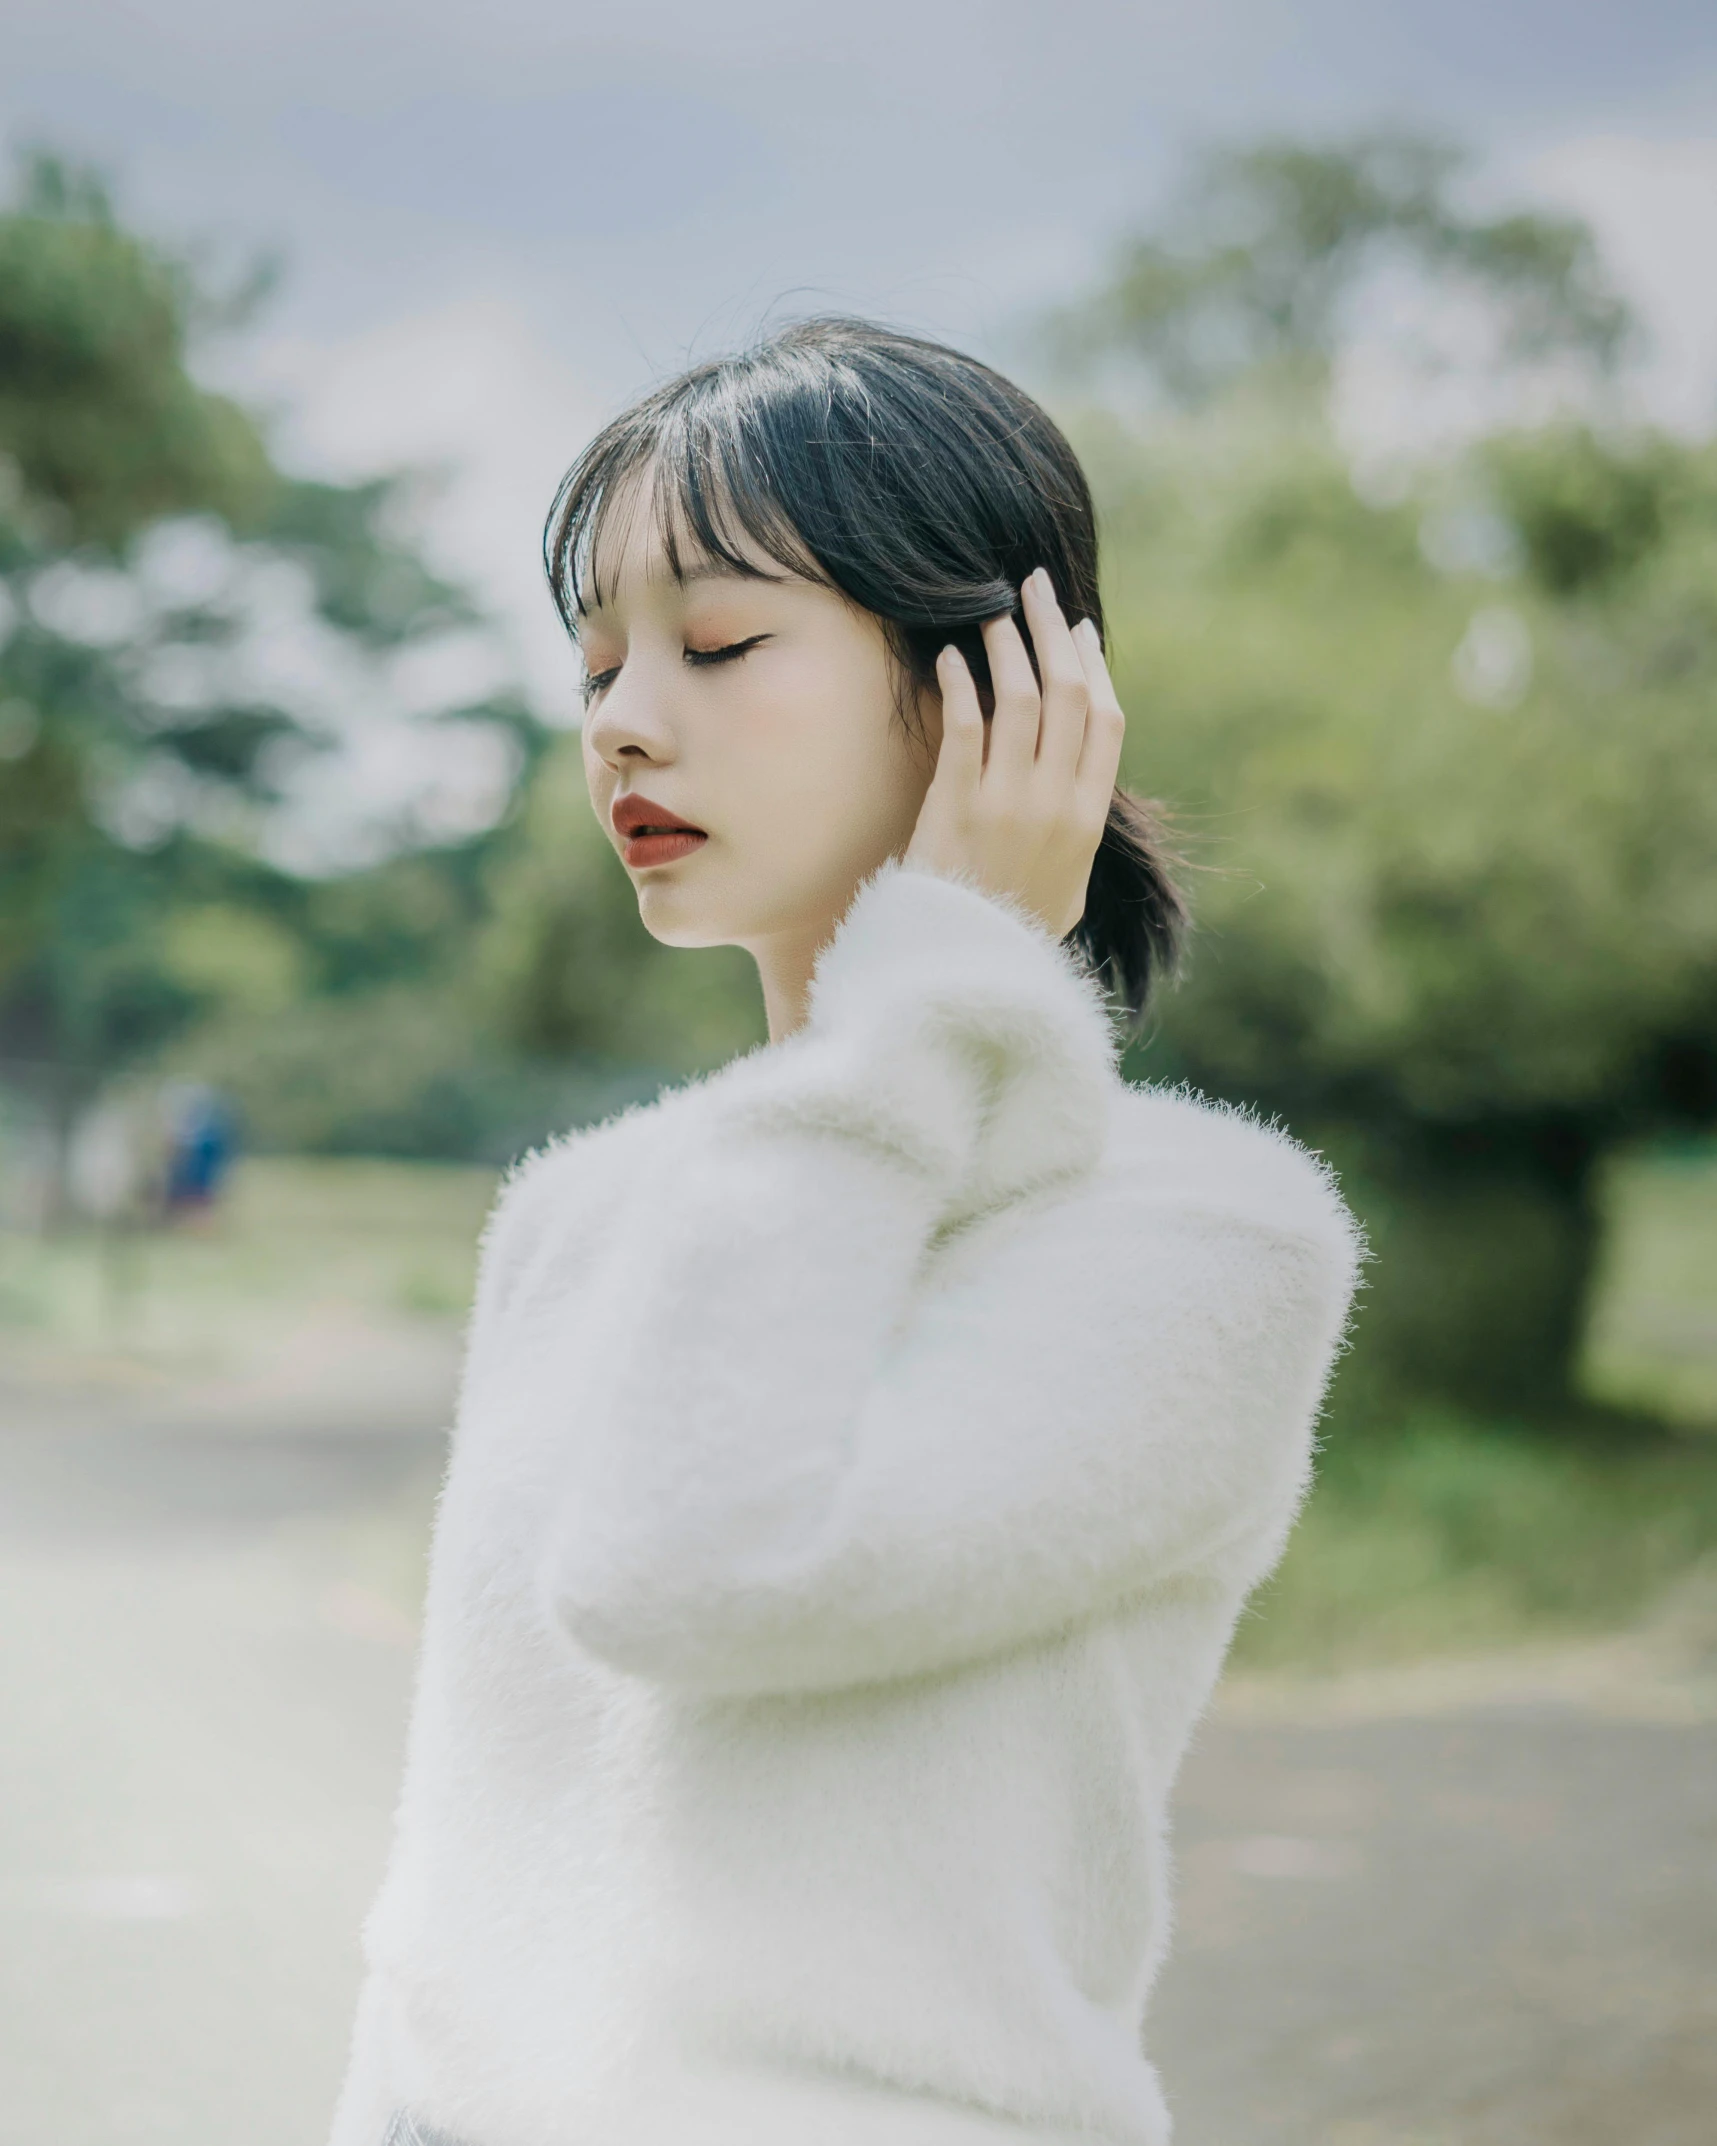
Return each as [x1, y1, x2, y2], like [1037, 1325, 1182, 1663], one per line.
[544, 360, 837, 637]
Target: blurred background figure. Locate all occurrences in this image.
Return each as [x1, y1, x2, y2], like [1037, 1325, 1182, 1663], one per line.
[159, 1084, 235, 1219]
[1, 3, 1714, 2143]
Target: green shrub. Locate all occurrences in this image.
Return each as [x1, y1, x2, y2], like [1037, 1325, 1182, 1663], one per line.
[1236, 1411, 1717, 1669]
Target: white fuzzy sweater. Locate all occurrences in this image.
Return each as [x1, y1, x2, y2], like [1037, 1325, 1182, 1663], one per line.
[329, 862, 1360, 2146]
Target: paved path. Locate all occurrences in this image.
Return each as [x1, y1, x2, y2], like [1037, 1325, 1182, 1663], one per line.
[1155, 1710, 1717, 2144]
[1, 1415, 1713, 2146]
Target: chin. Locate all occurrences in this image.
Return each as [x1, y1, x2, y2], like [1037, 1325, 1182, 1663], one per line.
[637, 867, 826, 951]
[634, 883, 732, 949]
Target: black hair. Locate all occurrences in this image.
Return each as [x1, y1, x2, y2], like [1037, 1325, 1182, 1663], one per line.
[543, 315, 1185, 1027]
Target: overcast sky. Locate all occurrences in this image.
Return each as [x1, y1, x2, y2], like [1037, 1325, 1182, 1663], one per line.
[8, 0, 1717, 716]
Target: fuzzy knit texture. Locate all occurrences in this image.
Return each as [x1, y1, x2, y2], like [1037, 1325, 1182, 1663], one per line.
[328, 859, 1362, 2146]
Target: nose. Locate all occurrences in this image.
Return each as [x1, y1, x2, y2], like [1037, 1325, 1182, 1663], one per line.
[583, 665, 677, 770]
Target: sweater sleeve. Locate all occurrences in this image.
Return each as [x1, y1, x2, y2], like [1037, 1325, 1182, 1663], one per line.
[536, 859, 1359, 1696]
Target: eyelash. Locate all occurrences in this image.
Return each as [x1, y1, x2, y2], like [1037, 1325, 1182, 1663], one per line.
[582, 635, 770, 702]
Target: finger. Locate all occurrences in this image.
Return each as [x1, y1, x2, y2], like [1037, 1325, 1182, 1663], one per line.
[931, 644, 985, 793]
[1019, 568, 1089, 783]
[1071, 617, 1126, 821]
[980, 609, 1041, 785]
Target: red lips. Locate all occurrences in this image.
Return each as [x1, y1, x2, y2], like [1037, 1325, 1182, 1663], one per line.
[611, 793, 708, 870]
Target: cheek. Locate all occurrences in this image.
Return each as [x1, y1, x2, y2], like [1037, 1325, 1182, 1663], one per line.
[582, 737, 613, 809]
[735, 647, 913, 815]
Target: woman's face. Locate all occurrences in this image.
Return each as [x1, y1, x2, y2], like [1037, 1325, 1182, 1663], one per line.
[578, 485, 939, 959]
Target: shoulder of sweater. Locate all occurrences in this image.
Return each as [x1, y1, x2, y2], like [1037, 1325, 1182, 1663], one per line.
[1103, 1079, 1366, 1270]
[475, 1041, 778, 1273]
[475, 1084, 683, 1273]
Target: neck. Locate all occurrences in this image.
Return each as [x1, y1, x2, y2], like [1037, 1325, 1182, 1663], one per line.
[747, 919, 834, 1045]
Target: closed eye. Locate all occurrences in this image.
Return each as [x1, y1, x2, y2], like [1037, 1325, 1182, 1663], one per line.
[580, 633, 770, 705]
[685, 634, 772, 669]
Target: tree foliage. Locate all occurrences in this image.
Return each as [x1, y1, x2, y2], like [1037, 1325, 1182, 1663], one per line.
[1100, 421, 1717, 1142]
[1047, 139, 1716, 1415]
[1047, 135, 1632, 406]
[0, 153, 536, 1108]
[0, 155, 271, 543]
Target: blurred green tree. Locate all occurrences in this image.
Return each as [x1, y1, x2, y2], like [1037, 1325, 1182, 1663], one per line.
[1055, 137, 1717, 1417]
[0, 153, 537, 1160]
[1045, 132, 1630, 407]
[0, 154, 273, 541]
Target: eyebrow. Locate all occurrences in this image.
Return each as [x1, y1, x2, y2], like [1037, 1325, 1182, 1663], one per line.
[579, 557, 791, 620]
[679, 562, 780, 587]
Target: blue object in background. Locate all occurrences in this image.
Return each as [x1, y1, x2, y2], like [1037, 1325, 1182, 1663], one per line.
[164, 1084, 236, 1210]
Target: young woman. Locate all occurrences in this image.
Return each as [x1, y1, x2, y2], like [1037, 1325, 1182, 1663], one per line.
[330, 319, 1360, 2146]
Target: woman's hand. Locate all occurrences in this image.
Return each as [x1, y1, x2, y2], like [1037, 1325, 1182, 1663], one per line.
[903, 568, 1126, 939]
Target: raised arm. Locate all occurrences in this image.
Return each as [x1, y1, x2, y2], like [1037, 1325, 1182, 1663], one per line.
[534, 861, 1359, 1696]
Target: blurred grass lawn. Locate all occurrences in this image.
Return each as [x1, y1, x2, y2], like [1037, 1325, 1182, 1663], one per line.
[1238, 1138, 1717, 1670]
[2, 1141, 1714, 1673]
[0, 1157, 497, 1372]
[1235, 1412, 1717, 1670]
[1582, 1140, 1717, 1429]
